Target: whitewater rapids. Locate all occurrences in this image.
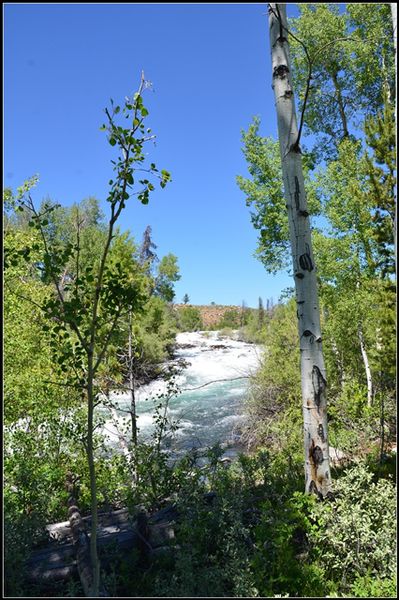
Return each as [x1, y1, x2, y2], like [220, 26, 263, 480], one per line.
[102, 331, 262, 458]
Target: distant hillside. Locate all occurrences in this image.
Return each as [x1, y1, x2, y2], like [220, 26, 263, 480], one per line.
[174, 304, 251, 328]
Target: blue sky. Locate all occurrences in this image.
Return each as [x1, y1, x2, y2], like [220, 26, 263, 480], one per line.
[4, 3, 302, 308]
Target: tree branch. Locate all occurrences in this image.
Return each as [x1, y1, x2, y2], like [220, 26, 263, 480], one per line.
[93, 307, 123, 374]
[269, 4, 355, 150]
[181, 376, 250, 392]
[25, 196, 89, 352]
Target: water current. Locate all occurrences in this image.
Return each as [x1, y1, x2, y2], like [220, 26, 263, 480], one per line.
[103, 331, 262, 459]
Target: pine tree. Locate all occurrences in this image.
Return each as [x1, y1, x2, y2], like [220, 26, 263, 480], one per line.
[258, 297, 265, 328]
[139, 225, 158, 270]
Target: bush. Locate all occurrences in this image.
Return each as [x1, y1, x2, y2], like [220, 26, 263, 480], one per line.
[241, 299, 301, 451]
[309, 462, 397, 596]
[177, 306, 203, 331]
[216, 308, 241, 329]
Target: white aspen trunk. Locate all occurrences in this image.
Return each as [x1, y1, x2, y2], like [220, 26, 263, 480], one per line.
[268, 4, 332, 497]
[392, 4, 397, 71]
[331, 338, 345, 387]
[358, 327, 373, 407]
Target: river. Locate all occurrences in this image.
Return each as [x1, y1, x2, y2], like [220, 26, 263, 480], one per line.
[103, 331, 262, 459]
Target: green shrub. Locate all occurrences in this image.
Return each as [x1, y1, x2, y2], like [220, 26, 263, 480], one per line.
[216, 308, 241, 329]
[177, 306, 203, 331]
[251, 490, 334, 598]
[309, 462, 397, 596]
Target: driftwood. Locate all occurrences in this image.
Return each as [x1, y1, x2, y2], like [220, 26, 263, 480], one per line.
[26, 504, 178, 585]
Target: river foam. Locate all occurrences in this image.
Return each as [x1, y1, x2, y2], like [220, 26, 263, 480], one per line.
[103, 331, 262, 455]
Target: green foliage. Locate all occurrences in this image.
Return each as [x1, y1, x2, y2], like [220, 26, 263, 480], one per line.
[288, 3, 395, 160]
[238, 302, 270, 344]
[4, 235, 67, 422]
[132, 296, 178, 374]
[177, 305, 203, 332]
[309, 462, 397, 596]
[350, 573, 397, 598]
[4, 78, 177, 596]
[363, 94, 396, 276]
[216, 307, 241, 329]
[346, 3, 395, 115]
[242, 299, 302, 451]
[252, 491, 332, 597]
[154, 253, 180, 302]
[3, 406, 91, 596]
[237, 4, 396, 471]
[236, 118, 289, 273]
[4, 10, 398, 595]
[236, 117, 320, 273]
[107, 449, 396, 599]
[289, 3, 354, 158]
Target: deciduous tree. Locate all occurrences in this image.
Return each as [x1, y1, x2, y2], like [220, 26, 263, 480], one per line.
[12, 74, 171, 595]
[268, 4, 332, 497]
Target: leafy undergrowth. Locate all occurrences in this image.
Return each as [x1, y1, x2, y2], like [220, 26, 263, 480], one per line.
[17, 446, 396, 598]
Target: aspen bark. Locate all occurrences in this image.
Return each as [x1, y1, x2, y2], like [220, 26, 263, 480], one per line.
[392, 4, 397, 73]
[268, 4, 332, 497]
[358, 327, 373, 407]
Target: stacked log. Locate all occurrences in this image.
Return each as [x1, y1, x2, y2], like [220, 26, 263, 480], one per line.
[25, 504, 178, 585]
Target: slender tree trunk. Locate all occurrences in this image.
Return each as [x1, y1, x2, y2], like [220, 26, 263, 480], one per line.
[331, 70, 349, 139]
[86, 357, 100, 597]
[268, 3, 332, 497]
[128, 309, 138, 447]
[358, 326, 373, 407]
[379, 392, 385, 464]
[392, 4, 397, 73]
[331, 338, 345, 387]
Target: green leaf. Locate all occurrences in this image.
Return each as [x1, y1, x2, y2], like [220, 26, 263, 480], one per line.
[109, 137, 117, 146]
[139, 190, 149, 205]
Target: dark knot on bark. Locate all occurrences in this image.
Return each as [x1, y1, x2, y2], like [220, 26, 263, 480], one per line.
[312, 365, 327, 409]
[299, 253, 314, 271]
[273, 64, 290, 79]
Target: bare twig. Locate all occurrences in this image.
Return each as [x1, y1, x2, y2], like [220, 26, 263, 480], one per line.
[181, 375, 250, 392]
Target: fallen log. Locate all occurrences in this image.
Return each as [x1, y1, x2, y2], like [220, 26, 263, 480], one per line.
[26, 504, 178, 584]
[328, 445, 348, 466]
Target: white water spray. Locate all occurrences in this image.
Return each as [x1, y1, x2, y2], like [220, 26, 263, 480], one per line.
[102, 331, 262, 456]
